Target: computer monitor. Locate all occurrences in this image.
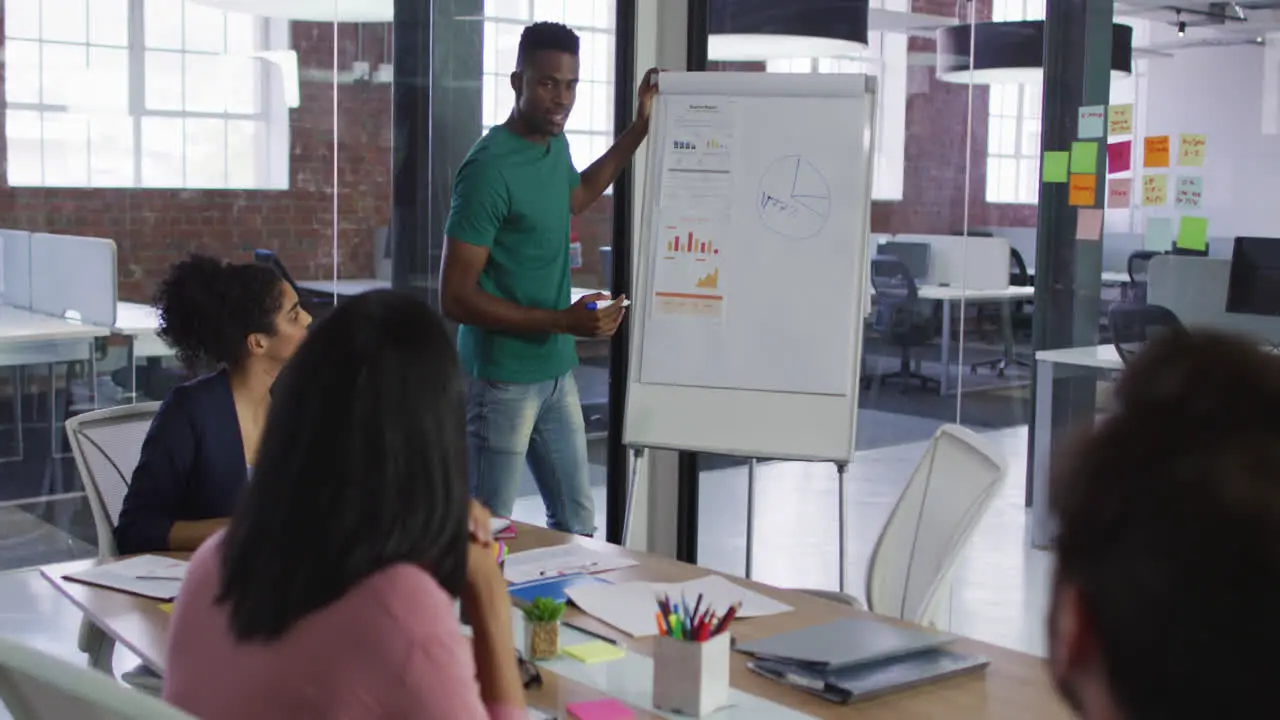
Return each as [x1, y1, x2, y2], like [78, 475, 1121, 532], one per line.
[877, 241, 930, 281]
[1226, 237, 1280, 316]
[1170, 241, 1208, 257]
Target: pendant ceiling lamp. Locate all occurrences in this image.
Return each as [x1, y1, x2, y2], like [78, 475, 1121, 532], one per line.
[935, 20, 1133, 84]
[709, 0, 870, 61]
[187, 0, 392, 22]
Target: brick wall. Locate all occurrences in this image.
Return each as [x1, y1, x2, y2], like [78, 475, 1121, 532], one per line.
[0, 19, 392, 302]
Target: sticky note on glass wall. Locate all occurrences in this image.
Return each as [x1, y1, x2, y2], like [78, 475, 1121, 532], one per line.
[1106, 140, 1132, 174]
[1175, 175, 1203, 209]
[1108, 104, 1133, 135]
[1144, 136, 1170, 168]
[1177, 133, 1206, 166]
[1107, 178, 1132, 208]
[1068, 174, 1097, 206]
[1176, 216, 1209, 251]
[1076, 208, 1104, 241]
[1042, 151, 1070, 183]
[1078, 105, 1106, 139]
[1142, 174, 1168, 206]
[1070, 142, 1098, 174]
[1145, 217, 1175, 251]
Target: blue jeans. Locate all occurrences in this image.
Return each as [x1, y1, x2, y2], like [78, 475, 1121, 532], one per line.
[466, 371, 596, 535]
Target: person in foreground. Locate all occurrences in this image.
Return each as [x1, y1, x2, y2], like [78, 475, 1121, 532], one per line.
[164, 291, 525, 720]
[1048, 330, 1280, 720]
[115, 255, 310, 555]
[441, 21, 657, 534]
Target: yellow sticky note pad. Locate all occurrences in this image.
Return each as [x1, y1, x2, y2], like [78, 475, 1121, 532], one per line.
[562, 641, 626, 664]
[158, 603, 174, 614]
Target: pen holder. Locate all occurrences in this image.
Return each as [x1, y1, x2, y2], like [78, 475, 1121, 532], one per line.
[652, 632, 731, 717]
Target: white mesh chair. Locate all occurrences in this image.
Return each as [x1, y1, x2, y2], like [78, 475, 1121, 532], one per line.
[801, 424, 1006, 628]
[0, 637, 193, 719]
[63, 403, 161, 685]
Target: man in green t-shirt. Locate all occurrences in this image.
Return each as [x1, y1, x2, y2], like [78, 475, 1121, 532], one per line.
[440, 22, 656, 535]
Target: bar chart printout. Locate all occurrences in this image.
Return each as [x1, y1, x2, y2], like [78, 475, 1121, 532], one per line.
[652, 215, 725, 321]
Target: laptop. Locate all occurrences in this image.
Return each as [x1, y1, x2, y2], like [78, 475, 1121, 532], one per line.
[735, 617, 954, 671]
[747, 649, 989, 704]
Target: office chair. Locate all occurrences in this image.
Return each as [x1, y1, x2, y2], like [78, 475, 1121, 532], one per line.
[864, 256, 940, 393]
[252, 249, 300, 293]
[970, 247, 1033, 377]
[253, 249, 333, 321]
[1107, 303, 1187, 366]
[1124, 250, 1161, 305]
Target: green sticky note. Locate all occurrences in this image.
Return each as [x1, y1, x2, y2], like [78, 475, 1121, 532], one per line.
[1176, 215, 1209, 251]
[1070, 141, 1098, 174]
[1042, 151, 1070, 183]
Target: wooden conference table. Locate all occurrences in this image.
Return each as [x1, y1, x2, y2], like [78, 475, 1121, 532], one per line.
[41, 525, 1069, 719]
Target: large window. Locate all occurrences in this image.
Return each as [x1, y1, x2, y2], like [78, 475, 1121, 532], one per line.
[985, 0, 1045, 204]
[3, 0, 290, 189]
[763, 0, 908, 201]
[481, 0, 615, 180]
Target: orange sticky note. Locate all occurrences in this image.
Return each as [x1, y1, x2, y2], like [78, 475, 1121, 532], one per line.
[1142, 174, 1168, 206]
[1177, 133, 1206, 167]
[1068, 174, 1097, 206]
[1143, 136, 1170, 168]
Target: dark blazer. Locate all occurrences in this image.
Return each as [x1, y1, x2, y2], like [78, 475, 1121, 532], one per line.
[114, 369, 248, 555]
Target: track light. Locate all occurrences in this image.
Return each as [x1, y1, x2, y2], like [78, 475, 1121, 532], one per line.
[1177, 11, 1186, 36]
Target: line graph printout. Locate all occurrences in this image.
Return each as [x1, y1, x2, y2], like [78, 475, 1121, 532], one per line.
[650, 214, 726, 322]
[659, 99, 737, 211]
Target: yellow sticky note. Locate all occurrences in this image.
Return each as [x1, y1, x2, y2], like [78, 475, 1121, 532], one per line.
[562, 641, 626, 664]
[158, 603, 174, 613]
[1068, 174, 1097, 207]
[1070, 142, 1098, 174]
[1042, 151, 1070, 183]
[1176, 216, 1209, 251]
[1142, 174, 1168, 206]
[1108, 104, 1133, 135]
[1178, 133, 1206, 166]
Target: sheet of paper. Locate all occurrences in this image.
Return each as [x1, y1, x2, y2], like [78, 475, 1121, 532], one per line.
[1106, 140, 1132, 174]
[502, 545, 638, 585]
[1142, 174, 1168, 206]
[1144, 217, 1175, 251]
[1068, 174, 1097, 206]
[1107, 178, 1132, 208]
[1078, 105, 1106, 139]
[1177, 133, 1206, 166]
[1175, 175, 1203, 209]
[658, 98, 736, 211]
[1177, 216, 1209, 251]
[64, 555, 189, 600]
[650, 213, 726, 322]
[1042, 151, 1070, 183]
[1076, 208, 1104, 241]
[1070, 141, 1098, 174]
[566, 574, 794, 638]
[1143, 136, 1170, 168]
[1108, 104, 1133, 135]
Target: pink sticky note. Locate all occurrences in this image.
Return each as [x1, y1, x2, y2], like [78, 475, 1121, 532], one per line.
[1107, 178, 1132, 208]
[1076, 208, 1104, 241]
[1107, 140, 1132, 174]
[567, 698, 635, 720]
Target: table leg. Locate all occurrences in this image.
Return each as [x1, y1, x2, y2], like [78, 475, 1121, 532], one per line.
[837, 463, 849, 594]
[745, 458, 756, 580]
[939, 299, 952, 395]
[1030, 359, 1057, 549]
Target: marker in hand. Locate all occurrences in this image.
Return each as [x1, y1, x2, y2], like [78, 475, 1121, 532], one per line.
[585, 297, 631, 311]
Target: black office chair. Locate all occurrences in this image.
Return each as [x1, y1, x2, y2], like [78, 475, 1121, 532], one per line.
[253, 249, 334, 321]
[1107, 303, 1187, 366]
[1124, 250, 1161, 305]
[970, 247, 1033, 377]
[864, 256, 940, 392]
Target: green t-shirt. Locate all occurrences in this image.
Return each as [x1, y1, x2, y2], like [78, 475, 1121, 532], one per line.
[445, 126, 580, 384]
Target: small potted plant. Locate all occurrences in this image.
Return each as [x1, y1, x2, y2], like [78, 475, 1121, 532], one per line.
[521, 597, 565, 660]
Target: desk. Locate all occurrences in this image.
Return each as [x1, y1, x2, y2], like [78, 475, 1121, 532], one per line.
[297, 278, 606, 307]
[42, 526, 1069, 719]
[1029, 344, 1123, 548]
[113, 302, 168, 359]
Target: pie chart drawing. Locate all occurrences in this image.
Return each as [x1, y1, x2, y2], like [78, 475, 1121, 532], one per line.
[757, 155, 831, 239]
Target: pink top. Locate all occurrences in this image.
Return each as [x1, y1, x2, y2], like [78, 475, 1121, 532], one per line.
[164, 532, 524, 720]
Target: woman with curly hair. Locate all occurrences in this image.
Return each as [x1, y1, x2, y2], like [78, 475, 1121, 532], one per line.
[114, 254, 311, 555]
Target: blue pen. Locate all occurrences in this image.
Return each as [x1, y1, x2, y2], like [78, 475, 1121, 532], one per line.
[585, 298, 630, 311]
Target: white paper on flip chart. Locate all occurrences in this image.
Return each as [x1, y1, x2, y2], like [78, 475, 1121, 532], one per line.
[502, 545, 638, 586]
[64, 555, 189, 600]
[565, 574, 794, 638]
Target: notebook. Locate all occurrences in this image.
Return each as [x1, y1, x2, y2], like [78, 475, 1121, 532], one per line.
[747, 649, 990, 704]
[735, 617, 953, 671]
[63, 556, 189, 601]
[509, 573, 612, 606]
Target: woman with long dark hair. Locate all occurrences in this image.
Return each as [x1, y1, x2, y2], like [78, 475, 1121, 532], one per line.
[163, 291, 525, 719]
